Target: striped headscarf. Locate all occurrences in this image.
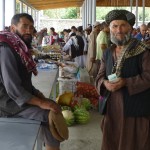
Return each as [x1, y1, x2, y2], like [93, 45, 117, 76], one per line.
[0, 31, 37, 75]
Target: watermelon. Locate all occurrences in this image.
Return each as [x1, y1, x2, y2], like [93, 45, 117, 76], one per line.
[62, 110, 75, 126]
[74, 108, 90, 124]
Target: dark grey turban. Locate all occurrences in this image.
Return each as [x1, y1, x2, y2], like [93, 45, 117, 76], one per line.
[105, 9, 135, 26]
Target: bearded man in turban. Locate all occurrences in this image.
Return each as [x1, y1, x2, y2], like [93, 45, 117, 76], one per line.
[96, 9, 150, 150]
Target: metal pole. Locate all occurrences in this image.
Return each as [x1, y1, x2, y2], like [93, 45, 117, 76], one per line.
[92, 0, 96, 26]
[142, 0, 145, 24]
[84, 0, 87, 28]
[0, 0, 5, 31]
[130, 0, 133, 12]
[37, 11, 40, 31]
[87, 0, 89, 25]
[82, 3, 85, 29]
[135, 0, 138, 27]
[31, 8, 34, 18]
[89, 0, 92, 25]
[5, 0, 16, 26]
[20, 1, 23, 13]
[27, 6, 28, 13]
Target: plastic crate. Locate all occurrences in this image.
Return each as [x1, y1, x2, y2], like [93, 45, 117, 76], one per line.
[57, 77, 77, 95]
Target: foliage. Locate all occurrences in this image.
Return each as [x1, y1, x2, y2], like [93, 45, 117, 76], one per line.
[44, 9, 66, 19]
[44, 7, 78, 19]
[96, 7, 150, 21]
[16, 3, 150, 22]
[62, 8, 78, 19]
[138, 7, 150, 21]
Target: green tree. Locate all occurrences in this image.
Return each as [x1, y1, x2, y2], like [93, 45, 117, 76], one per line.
[62, 7, 78, 19]
[16, 1, 20, 13]
[44, 7, 78, 19]
[44, 9, 66, 19]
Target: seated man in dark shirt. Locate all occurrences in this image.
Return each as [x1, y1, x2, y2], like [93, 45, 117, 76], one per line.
[0, 13, 61, 150]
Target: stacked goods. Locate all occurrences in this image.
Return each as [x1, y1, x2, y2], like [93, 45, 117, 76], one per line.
[56, 94, 91, 126]
[57, 78, 77, 95]
[42, 45, 60, 52]
[33, 45, 61, 61]
[75, 82, 99, 108]
[62, 110, 75, 126]
[57, 62, 79, 95]
[74, 108, 90, 124]
[56, 92, 74, 106]
[36, 52, 61, 61]
[80, 98, 91, 110]
[58, 61, 79, 78]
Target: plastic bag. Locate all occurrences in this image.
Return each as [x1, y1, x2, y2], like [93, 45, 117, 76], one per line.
[77, 68, 90, 83]
[75, 82, 99, 107]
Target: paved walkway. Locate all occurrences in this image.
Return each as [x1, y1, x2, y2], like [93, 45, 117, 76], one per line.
[32, 68, 103, 150]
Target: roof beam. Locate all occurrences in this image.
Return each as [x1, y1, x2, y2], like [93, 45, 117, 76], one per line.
[34, 3, 83, 10]
[96, 0, 150, 7]
[27, 0, 84, 5]
[24, 0, 84, 10]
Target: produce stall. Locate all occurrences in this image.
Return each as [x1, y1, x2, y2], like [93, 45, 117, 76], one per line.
[32, 44, 61, 99]
[32, 45, 99, 127]
[56, 61, 99, 127]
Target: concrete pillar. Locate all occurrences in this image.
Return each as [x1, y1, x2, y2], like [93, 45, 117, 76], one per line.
[5, 0, 16, 26]
[0, 0, 5, 31]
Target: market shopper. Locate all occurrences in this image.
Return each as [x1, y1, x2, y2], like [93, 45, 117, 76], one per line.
[0, 13, 61, 150]
[96, 9, 150, 150]
[49, 27, 59, 45]
[62, 33, 85, 68]
[86, 21, 101, 79]
[96, 21, 110, 61]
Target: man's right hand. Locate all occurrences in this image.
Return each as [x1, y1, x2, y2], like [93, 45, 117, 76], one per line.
[39, 99, 61, 113]
[27, 97, 61, 113]
[103, 78, 126, 92]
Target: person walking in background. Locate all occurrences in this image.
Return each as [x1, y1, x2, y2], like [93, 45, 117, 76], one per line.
[96, 9, 150, 150]
[0, 13, 61, 150]
[62, 33, 84, 67]
[76, 26, 88, 67]
[145, 22, 150, 45]
[63, 29, 70, 43]
[36, 27, 48, 45]
[69, 26, 77, 37]
[96, 21, 110, 64]
[134, 24, 148, 41]
[86, 21, 101, 79]
[49, 27, 59, 45]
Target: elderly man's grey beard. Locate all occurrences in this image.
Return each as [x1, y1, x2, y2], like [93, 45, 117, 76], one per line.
[110, 32, 131, 46]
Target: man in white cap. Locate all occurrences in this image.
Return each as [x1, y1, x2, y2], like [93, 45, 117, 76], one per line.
[86, 21, 101, 81]
[96, 9, 150, 150]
